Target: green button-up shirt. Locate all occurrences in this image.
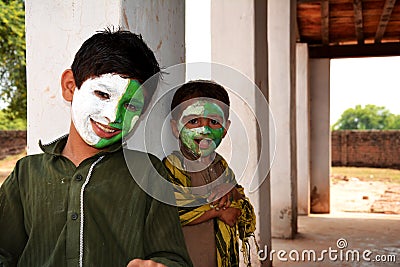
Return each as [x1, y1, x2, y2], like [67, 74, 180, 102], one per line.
[0, 136, 192, 267]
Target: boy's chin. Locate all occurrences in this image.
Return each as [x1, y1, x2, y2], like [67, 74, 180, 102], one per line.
[92, 135, 122, 149]
[199, 150, 215, 158]
[180, 144, 201, 161]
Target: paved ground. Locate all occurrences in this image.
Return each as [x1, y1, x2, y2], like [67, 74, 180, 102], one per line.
[271, 177, 400, 267]
[272, 213, 399, 266]
[331, 177, 400, 214]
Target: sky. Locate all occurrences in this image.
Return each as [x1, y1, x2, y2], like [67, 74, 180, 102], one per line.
[330, 56, 400, 125]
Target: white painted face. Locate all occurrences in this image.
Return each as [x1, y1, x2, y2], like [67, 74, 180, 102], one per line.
[71, 73, 143, 148]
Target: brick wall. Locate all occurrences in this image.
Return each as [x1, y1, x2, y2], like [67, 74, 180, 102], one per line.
[332, 130, 400, 169]
[0, 131, 27, 160]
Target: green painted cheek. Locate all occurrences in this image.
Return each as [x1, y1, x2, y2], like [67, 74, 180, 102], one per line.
[95, 80, 144, 148]
[200, 127, 224, 157]
[180, 127, 200, 156]
[210, 128, 224, 146]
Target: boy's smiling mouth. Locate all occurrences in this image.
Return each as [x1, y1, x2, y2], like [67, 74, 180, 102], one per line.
[90, 118, 121, 139]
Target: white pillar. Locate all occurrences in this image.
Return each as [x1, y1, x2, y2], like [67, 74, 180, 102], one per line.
[310, 59, 330, 213]
[268, 0, 298, 238]
[25, 0, 184, 154]
[211, 1, 269, 266]
[296, 43, 310, 215]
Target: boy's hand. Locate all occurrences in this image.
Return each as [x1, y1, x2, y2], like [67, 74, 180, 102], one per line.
[127, 259, 166, 267]
[218, 207, 241, 227]
[208, 185, 243, 209]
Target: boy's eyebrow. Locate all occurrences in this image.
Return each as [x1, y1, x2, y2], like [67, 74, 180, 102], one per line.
[94, 82, 119, 91]
[181, 114, 224, 120]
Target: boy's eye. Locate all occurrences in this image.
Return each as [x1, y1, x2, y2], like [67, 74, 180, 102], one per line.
[188, 118, 199, 124]
[210, 119, 220, 125]
[94, 90, 110, 100]
[124, 103, 139, 112]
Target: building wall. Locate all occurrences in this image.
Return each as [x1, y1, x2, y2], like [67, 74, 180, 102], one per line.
[332, 130, 400, 169]
[0, 131, 27, 159]
[25, 0, 184, 154]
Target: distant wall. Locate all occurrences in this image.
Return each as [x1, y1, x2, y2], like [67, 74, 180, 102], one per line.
[0, 131, 27, 160]
[332, 130, 400, 169]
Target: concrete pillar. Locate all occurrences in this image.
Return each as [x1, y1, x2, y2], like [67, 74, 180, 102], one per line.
[211, 1, 269, 266]
[310, 59, 330, 213]
[25, 0, 184, 154]
[268, 0, 298, 238]
[296, 43, 310, 215]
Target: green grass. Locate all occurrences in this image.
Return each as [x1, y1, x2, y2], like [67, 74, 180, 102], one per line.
[331, 166, 400, 184]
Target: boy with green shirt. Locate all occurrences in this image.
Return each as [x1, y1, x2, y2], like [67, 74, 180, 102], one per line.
[0, 28, 192, 267]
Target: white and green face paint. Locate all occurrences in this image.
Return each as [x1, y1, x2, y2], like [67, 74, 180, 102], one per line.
[177, 99, 227, 158]
[71, 73, 144, 149]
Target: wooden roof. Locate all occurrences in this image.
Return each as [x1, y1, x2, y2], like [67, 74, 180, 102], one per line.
[297, 0, 400, 58]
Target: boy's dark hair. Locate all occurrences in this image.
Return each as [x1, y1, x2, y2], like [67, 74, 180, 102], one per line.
[71, 27, 160, 109]
[171, 80, 230, 119]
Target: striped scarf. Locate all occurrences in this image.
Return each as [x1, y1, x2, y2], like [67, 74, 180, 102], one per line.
[163, 152, 258, 267]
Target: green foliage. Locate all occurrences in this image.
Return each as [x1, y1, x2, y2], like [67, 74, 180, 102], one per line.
[0, 109, 26, 130]
[333, 104, 400, 130]
[0, 0, 26, 120]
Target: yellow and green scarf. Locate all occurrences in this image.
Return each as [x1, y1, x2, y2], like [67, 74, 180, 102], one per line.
[163, 152, 258, 267]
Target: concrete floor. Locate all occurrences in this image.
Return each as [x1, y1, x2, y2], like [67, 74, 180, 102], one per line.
[271, 212, 400, 266]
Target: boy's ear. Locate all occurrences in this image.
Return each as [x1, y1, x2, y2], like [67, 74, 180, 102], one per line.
[170, 119, 180, 139]
[222, 119, 231, 138]
[61, 69, 76, 102]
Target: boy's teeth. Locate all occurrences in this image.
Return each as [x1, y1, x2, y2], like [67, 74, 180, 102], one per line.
[96, 122, 116, 133]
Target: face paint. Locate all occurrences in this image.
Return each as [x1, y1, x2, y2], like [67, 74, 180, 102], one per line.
[71, 73, 144, 148]
[177, 99, 226, 158]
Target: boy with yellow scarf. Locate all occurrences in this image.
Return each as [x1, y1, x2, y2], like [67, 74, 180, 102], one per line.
[163, 80, 257, 267]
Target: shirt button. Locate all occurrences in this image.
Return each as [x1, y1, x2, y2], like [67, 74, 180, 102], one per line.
[75, 174, 83, 181]
[71, 213, 79, 220]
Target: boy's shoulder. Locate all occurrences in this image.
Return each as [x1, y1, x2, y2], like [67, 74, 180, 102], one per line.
[14, 152, 49, 168]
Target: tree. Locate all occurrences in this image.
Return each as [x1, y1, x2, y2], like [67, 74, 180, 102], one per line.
[0, 109, 26, 130]
[0, 0, 26, 120]
[333, 104, 400, 130]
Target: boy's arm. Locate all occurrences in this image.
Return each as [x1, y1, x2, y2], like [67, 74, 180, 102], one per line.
[0, 167, 28, 266]
[185, 207, 241, 227]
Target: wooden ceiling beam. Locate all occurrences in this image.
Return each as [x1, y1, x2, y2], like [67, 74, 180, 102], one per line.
[353, 0, 364, 45]
[375, 0, 397, 43]
[297, 0, 321, 3]
[309, 42, 400, 58]
[321, 0, 330, 45]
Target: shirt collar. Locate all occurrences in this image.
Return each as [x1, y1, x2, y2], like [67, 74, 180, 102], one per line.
[39, 134, 122, 156]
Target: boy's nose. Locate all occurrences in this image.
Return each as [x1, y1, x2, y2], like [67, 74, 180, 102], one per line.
[103, 103, 118, 123]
